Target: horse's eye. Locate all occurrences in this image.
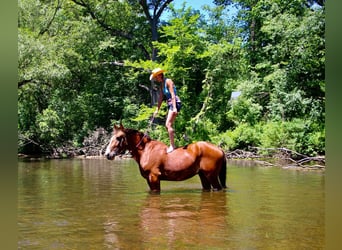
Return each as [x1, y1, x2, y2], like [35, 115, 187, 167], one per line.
[116, 137, 122, 142]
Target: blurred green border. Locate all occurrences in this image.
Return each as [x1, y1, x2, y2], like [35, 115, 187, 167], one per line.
[0, 0, 18, 249]
[1, 0, 340, 249]
[326, 1, 342, 249]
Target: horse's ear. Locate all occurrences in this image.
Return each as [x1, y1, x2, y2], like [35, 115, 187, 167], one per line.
[119, 121, 124, 129]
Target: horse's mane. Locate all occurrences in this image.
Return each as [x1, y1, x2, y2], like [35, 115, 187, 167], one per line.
[124, 128, 151, 142]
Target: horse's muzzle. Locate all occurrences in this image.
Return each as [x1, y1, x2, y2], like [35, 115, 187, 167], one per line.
[105, 152, 115, 160]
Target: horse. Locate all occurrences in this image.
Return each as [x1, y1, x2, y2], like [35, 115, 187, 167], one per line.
[104, 124, 227, 192]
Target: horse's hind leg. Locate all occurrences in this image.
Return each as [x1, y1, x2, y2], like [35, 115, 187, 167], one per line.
[208, 175, 222, 191]
[198, 171, 211, 191]
[203, 170, 223, 191]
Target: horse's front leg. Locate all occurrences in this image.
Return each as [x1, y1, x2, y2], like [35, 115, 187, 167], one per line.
[147, 168, 161, 193]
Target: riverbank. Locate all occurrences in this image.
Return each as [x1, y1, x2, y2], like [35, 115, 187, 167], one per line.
[226, 148, 325, 171]
[18, 127, 325, 171]
[18, 147, 325, 171]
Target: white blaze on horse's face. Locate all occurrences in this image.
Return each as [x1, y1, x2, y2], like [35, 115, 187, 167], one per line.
[105, 129, 126, 160]
[104, 136, 115, 158]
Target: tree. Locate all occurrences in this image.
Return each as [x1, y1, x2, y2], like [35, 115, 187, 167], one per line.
[18, 0, 325, 156]
[138, 0, 174, 61]
[70, 0, 174, 62]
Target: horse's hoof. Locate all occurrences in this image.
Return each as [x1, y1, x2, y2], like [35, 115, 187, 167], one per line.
[149, 189, 161, 194]
[202, 188, 211, 192]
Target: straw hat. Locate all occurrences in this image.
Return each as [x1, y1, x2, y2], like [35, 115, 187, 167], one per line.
[149, 68, 165, 80]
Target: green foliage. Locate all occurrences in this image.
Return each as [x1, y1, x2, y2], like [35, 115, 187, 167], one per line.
[128, 103, 150, 122]
[228, 123, 261, 150]
[259, 121, 289, 150]
[188, 118, 219, 142]
[211, 119, 325, 156]
[36, 108, 64, 145]
[227, 97, 263, 126]
[18, 0, 325, 157]
[261, 119, 325, 156]
[153, 6, 208, 113]
[210, 130, 235, 150]
[258, 119, 325, 156]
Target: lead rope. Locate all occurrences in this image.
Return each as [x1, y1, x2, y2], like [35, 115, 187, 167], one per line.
[136, 115, 155, 148]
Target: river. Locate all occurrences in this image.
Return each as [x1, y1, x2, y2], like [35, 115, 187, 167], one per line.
[18, 158, 324, 249]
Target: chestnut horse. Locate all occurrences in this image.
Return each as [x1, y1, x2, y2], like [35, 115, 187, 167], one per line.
[105, 124, 227, 192]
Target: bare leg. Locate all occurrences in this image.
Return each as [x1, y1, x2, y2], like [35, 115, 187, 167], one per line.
[165, 110, 177, 152]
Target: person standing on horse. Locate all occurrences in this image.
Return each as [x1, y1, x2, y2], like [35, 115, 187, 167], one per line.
[150, 68, 182, 153]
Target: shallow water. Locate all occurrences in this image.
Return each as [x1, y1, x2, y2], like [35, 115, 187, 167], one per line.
[18, 158, 324, 249]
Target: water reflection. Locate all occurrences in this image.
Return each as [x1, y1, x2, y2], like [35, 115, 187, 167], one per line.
[139, 191, 228, 249]
[18, 159, 324, 249]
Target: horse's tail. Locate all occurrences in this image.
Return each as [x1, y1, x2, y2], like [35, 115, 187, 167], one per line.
[219, 153, 227, 189]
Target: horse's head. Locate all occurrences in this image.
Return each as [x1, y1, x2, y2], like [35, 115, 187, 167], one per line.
[105, 124, 128, 160]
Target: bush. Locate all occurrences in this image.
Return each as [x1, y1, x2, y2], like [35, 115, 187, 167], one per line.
[210, 130, 235, 151]
[228, 123, 261, 150]
[227, 97, 262, 126]
[293, 121, 325, 156]
[258, 119, 324, 156]
[259, 121, 289, 149]
[36, 108, 64, 146]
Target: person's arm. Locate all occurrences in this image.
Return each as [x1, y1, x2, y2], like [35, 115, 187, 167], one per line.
[153, 86, 164, 117]
[166, 79, 177, 113]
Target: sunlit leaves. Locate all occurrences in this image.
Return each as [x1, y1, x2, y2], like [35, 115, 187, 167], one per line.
[18, 0, 325, 156]
[37, 108, 64, 144]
